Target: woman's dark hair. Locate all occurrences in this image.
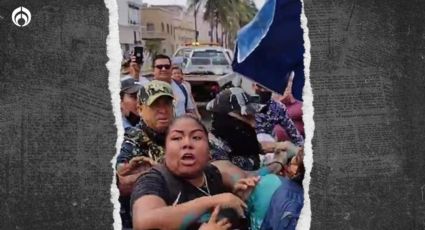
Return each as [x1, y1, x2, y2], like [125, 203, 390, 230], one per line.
[119, 91, 137, 101]
[292, 164, 305, 185]
[290, 150, 305, 185]
[165, 115, 208, 137]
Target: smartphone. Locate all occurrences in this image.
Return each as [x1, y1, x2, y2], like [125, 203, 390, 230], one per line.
[134, 46, 144, 64]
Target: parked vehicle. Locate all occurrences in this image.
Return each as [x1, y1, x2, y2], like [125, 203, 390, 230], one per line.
[172, 44, 233, 66]
[178, 47, 236, 106]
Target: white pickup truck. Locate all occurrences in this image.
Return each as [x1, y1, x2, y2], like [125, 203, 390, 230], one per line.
[172, 46, 236, 106]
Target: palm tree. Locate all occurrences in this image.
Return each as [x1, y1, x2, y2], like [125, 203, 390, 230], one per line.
[198, 0, 222, 43]
[215, 11, 219, 45]
[187, 0, 202, 42]
[187, 0, 257, 48]
[227, 0, 257, 49]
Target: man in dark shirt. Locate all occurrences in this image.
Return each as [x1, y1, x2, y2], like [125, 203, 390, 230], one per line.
[116, 80, 174, 229]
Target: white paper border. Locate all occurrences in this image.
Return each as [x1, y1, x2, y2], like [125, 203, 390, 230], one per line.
[104, 0, 123, 229]
[297, 0, 314, 229]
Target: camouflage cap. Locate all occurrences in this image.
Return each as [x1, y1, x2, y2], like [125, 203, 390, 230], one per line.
[138, 80, 174, 106]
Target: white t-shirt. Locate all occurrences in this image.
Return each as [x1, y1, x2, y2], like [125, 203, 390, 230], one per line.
[171, 80, 195, 117]
[138, 75, 150, 86]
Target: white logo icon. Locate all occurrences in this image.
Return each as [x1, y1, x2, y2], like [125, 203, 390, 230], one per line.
[11, 6, 31, 27]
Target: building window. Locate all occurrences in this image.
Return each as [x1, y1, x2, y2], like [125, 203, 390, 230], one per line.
[128, 4, 140, 25]
[161, 23, 165, 32]
[147, 23, 155, 31]
[167, 24, 170, 34]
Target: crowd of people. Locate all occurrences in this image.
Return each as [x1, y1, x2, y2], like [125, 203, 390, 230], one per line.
[116, 53, 306, 230]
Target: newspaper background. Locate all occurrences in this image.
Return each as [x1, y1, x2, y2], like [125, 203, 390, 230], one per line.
[304, 0, 425, 228]
[0, 1, 115, 229]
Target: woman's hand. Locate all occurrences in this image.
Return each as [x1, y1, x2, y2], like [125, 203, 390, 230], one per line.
[199, 206, 232, 230]
[233, 176, 260, 200]
[274, 141, 292, 152]
[211, 193, 247, 218]
[129, 156, 157, 169]
[261, 141, 299, 155]
[274, 141, 301, 163]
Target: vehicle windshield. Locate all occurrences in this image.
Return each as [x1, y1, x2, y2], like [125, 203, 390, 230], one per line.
[212, 56, 229, 65]
[190, 57, 212, 65]
[192, 49, 224, 57]
[174, 48, 192, 58]
[192, 50, 229, 64]
[185, 57, 230, 75]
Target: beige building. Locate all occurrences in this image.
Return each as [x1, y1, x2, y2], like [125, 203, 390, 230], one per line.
[118, 0, 144, 55]
[157, 5, 197, 51]
[141, 4, 225, 56]
[139, 4, 226, 72]
[142, 6, 174, 55]
[141, 5, 187, 56]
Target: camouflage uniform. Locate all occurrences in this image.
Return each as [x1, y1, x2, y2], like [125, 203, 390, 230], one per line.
[117, 80, 174, 165]
[117, 122, 165, 165]
[116, 80, 174, 229]
[116, 121, 166, 229]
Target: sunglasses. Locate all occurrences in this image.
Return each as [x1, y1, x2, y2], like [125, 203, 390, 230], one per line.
[155, 64, 171, 70]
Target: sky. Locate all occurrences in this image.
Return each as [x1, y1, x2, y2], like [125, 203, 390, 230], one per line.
[143, 0, 266, 9]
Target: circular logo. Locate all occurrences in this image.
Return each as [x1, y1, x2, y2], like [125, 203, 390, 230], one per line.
[11, 6, 31, 27]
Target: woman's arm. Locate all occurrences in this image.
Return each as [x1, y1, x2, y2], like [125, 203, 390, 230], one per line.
[116, 157, 155, 196]
[276, 104, 304, 146]
[212, 148, 296, 191]
[132, 193, 246, 230]
[260, 141, 301, 156]
[117, 171, 145, 196]
[132, 195, 213, 230]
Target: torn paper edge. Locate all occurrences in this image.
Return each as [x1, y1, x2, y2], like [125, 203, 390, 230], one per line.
[297, 0, 314, 229]
[104, 0, 123, 229]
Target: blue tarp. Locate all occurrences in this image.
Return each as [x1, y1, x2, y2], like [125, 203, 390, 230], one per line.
[232, 0, 305, 101]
